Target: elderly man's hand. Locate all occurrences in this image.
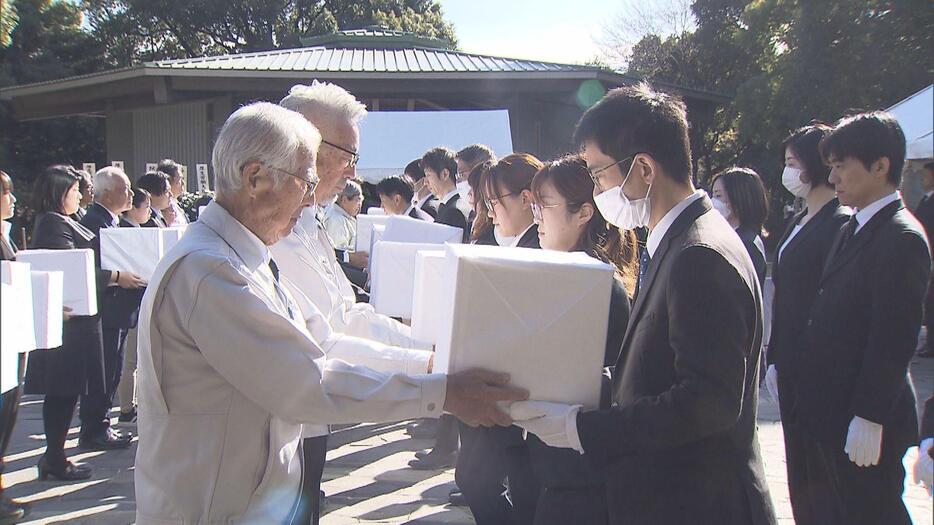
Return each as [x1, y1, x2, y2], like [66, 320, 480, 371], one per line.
[117, 271, 147, 289]
[444, 368, 528, 427]
[348, 250, 369, 269]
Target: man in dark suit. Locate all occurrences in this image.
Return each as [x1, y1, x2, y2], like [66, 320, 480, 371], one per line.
[79, 167, 146, 450]
[421, 147, 471, 240]
[375, 176, 433, 221]
[791, 112, 931, 524]
[404, 159, 439, 219]
[509, 83, 777, 525]
[913, 161, 934, 357]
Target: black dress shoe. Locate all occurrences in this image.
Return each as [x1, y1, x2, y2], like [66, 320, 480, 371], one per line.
[408, 450, 457, 470]
[0, 498, 24, 525]
[414, 449, 431, 460]
[118, 407, 138, 423]
[78, 428, 133, 450]
[448, 490, 467, 506]
[406, 420, 439, 439]
[37, 456, 92, 482]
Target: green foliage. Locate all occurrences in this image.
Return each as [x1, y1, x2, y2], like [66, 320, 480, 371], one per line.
[0, 0, 18, 47]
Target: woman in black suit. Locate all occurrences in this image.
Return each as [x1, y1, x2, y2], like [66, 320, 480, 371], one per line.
[23, 165, 107, 481]
[481, 153, 542, 250]
[523, 154, 638, 525]
[766, 122, 851, 524]
[710, 167, 769, 287]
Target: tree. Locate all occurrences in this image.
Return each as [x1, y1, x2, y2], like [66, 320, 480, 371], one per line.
[1, 0, 18, 47]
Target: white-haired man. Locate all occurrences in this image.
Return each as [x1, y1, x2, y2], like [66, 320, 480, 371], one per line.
[134, 101, 524, 524]
[78, 167, 145, 450]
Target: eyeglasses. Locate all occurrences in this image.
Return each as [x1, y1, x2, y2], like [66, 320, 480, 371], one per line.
[484, 192, 515, 212]
[263, 163, 319, 198]
[587, 154, 636, 186]
[530, 201, 562, 221]
[321, 139, 359, 168]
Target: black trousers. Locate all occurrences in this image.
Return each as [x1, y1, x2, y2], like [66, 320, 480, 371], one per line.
[0, 354, 26, 496]
[79, 328, 127, 438]
[42, 395, 79, 467]
[293, 435, 328, 525]
[432, 414, 459, 455]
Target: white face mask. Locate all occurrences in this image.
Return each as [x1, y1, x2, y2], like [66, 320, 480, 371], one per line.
[782, 166, 810, 198]
[711, 197, 732, 220]
[593, 159, 651, 229]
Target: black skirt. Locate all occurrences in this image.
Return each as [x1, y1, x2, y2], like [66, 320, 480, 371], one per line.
[24, 315, 106, 397]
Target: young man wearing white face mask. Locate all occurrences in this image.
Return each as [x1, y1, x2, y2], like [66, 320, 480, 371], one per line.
[507, 83, 777, 525]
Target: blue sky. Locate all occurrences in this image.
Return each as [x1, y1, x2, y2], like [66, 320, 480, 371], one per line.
[438, 0, 621, 64]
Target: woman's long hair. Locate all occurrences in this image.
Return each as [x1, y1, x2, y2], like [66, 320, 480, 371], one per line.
[532, 155, 639, 295]
[467, 161, 493, 242]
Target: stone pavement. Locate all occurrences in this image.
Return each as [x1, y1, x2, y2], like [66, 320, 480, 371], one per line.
[2, 357, 932, 525]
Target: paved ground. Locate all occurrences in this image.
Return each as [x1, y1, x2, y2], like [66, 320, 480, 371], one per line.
[3, 356, 933, 525]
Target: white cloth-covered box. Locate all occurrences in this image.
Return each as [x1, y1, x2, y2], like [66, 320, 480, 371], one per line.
[161, 226, 188, 254]
[370, 242, 443, 319]
[366, 207, 386, 215]
[31, 270, 64, 350]
[1, 261, 36, 392]
[382, 216, 462, 245]
[355, 215, 391, 252]
[16, 249, 97, 316]
[433, 244, 614, 408]
[410, 250, 447, 345]
[101, 227, 163, 280]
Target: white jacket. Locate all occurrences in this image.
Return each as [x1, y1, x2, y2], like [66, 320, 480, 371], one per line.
[134, 202, 445, 524]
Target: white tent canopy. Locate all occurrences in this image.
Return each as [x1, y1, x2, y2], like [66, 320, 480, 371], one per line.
[355, 110, 514, 183]
[886, 84, 933, 160]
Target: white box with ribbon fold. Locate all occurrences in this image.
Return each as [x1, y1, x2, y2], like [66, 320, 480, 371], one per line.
[369, 242, 442, 319]
[355, 215, 391, 252]
[410, 250, 448, 345]
[30, 270, 64, 350]
[16, 249, 97, 316]
[100, 227, 163, 281]
[432, 244, 614, 408]
[1, 261, 36, 391]
[381, 215, 462, 245]
[161, 226, 187, 254]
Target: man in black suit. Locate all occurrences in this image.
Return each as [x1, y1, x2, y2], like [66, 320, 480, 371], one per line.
[375, 175, 433, 221]
[79, 167, 146, 450]
[913, 162, 934, 357]
[509, 83, 777, 525]
[404, 159, 439, 219]
[421, 147, 471, 240]
[790, 112, 931, 524]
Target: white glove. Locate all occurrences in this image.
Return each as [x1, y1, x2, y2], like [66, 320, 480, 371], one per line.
[765, 364, 779, 401]
[844, 416, 883, 467]
[912, 437, 933, 496]
[509, 400, 584, 453]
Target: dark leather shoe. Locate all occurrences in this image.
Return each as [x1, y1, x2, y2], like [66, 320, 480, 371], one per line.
[37, 456, 92, 482]
[414, 449, 431, 460]
[118, 407, 137, 423]
[0, 498, 25, 525]
[408, 450, 457, 470]
[406, 420, 439, 439]
[448, 490, 467, 506]
[78, 428, 133, 450]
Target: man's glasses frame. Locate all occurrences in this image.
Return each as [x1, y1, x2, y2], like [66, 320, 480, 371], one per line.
[321, 140, 360, 168]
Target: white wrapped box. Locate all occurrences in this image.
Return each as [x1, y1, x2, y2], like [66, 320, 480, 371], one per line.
[410, 250, 447, 344]
[31, 271, 64, 349]
[434, 244, 614, 408]
[382, 215, 463, 245]
[366, 207, 386, 215]
[355, 215, 391, 252]
[370, 242, 442, 318]
[101, 227, 164, 280]
[161, 226, 188, 254]
[16, 249, 98, 316]
[2, 261, 36, 391]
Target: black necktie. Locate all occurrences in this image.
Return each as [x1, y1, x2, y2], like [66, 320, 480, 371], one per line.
[268, 259, 293, 319]
[837, 216, 859, 255]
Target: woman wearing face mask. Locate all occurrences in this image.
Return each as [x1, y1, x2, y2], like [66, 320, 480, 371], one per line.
[710, 168, 769, 287]
[766, 122, 852, 524]
[527, 155, 639, 525]
[481, 153, 543, 249]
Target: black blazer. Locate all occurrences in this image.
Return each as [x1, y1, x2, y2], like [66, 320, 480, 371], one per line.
[419, 196, 439, 219]
[797, 199, 930, 449]
[922, 393, 934, 441]
[81, 203, 144, 329]
[514, 224, 540, 249]
[576, 196, 776, 525]
[913, 193, 934, 241]
[435, 193, 471, 241]
[143, 209, 167, 228]
[735, 225, 766, 288]
[767, 199, 850, 385]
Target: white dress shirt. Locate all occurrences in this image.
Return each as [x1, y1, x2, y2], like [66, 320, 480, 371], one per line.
[403, 203, 435, 222]
[135, 201, 444, 524]
[646, 190, 706, 257]
[854, 191, 900, 234]
[323, 202, 357, 251]
[170, 197, 189, 226]
[440, 187, 460, 205]
[509, 224, 535, 248]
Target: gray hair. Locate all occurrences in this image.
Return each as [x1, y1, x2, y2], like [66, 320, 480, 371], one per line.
[338, 180, 362, 201]
[212, 102, 321, 197]
[93, 167, 128, 200]
[279, 81, 367, 128]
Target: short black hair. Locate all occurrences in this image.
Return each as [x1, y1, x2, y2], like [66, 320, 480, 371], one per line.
[34, 165, 80, 214]
[137, 171, 171, 197]
[456, 144, 495, 168]
[131, 187, 151, 208]
[573, 82, 692, 184]
[419, 147, 457, 182]
[782, 121, 833, 188]
[404, 159, 426, 181]
[820, 111, 906, 186]
[75, 169, 92, 193]
[157, 159, 183, 180]
[711, 167, 769, 231]
[375, 176, 414, 203]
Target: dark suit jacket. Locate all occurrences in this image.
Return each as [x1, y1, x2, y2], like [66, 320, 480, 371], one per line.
[514, 224, 540, 249]
[922, 393, 934, 441]
[80, 203, 143, 329]
[142, 209, 167, 228]
[436, 193, 471, 241]
[797, 199, 930, 450]
[767, 199, 851, 419]
[419, 196, 439, 219]
[735, 225, 766, 288]
[576, 196, 776, 525]
[913, 193, 934, 241]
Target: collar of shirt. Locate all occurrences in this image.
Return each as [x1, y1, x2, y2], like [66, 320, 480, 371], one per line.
[199, 201, 271, 273]
[646, 190, 706, 258]
[94, 202, 119, 226]
[151, 207, 164, 220]
[1, 220, 10, 241]
[416, 194, 433, 209]
[854, 191, 899, 233]
[403, 203, 417, 217]
[330, 203, 354, 221]
[509, 224, 535, 248]
[440, 188, 460, 205]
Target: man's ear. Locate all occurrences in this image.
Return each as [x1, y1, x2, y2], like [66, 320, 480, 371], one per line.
[243, 161, 264, 194]
[634, 154, 658, 187]
[870, 157, 891, 181]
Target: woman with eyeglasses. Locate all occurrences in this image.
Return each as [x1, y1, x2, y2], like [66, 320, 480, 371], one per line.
[525, 154, 638, 525]
[480, 153, 543, 249]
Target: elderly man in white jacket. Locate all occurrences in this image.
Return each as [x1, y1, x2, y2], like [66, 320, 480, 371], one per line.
[134, 101, 524, 525]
